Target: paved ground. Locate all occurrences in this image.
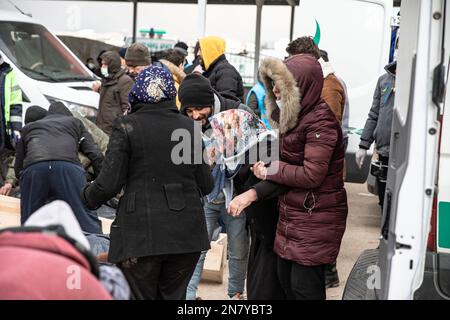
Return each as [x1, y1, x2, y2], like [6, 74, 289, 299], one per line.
[197, 182, 381, 300]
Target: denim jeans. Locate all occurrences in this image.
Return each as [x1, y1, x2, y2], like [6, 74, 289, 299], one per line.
[186, 199, 249, 299]
[20, 161, 101, 234]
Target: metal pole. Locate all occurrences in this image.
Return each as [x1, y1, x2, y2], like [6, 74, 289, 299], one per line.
[132, 0, 137, 43]
[198, 0, 207, 38]
[254, 0, 264, 85]
[289, 5, 295, 41]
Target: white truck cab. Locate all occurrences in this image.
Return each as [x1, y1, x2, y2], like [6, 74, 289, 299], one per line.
[0, 5, 99, 120]
[344, 0, 450, 300]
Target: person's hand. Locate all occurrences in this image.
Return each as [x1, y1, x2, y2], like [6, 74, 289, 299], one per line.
[0, 182, 13, 196]
[251, 161, 268, 180]
[355, 148, 367, 169]
[92, 81, 101, 92]
[228, 189, 258, 217]
[193, 64, 204, 74]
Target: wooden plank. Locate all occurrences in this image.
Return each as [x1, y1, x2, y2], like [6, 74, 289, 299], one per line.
[0, 195, 113, 234]
[0, 195, 20, 229]
[0, 195, 20, 214]
[99, 217, 112, 235]
[202, 233, 228, 283]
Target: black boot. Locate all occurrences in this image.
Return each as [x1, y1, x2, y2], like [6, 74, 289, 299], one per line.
[325, 262, 340, 288]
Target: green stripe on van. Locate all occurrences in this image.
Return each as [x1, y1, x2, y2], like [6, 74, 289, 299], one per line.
[439, 201, 450, 249]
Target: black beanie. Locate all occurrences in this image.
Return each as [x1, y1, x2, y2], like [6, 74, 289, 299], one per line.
[48, 101, 73, 116]
[25, 105, 47, 124]
[178, 73, 215, 114]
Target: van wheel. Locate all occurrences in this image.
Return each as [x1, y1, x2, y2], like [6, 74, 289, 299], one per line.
[342, 248, 379, 300]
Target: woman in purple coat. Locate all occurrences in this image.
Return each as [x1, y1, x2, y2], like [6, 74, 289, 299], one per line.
[229, 54, 348, 300]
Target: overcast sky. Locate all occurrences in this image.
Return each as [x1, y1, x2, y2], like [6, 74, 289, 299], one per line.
[11, 0, 295, 47]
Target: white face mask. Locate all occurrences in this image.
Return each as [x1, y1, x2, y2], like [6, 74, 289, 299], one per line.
[101, 66, 109, 78]
[87, 63, 95, 69]
[276, 99, 283, 109]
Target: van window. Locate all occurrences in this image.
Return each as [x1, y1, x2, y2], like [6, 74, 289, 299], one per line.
[0, 21, 94, 82]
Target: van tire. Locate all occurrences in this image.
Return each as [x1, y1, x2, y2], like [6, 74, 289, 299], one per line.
[342, 248, 379, 300]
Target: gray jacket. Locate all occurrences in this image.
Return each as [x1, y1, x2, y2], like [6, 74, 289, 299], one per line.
[359, 62, 396, 157]
[337, 76, 349, 140]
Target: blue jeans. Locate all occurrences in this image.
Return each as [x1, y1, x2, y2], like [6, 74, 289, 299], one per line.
[186, 200, 249, 299]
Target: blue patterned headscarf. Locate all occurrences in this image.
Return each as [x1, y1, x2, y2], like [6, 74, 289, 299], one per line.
[128, 66, 177, 107]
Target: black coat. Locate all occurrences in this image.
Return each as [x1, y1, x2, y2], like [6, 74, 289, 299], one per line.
[203, 55, 244, 102]
[15, 104, 104, 178]
[82, 101, 214, 264]
[233, 139, 287, 245]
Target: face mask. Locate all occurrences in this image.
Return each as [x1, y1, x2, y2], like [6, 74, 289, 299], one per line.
[87, 63, 95, 70]
[101, 66, 109, 78]
[276, 100, 283, 109]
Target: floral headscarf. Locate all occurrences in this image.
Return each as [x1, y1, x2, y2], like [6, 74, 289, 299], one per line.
[203, 109, 277, 170]
[128, 66, 177, 107]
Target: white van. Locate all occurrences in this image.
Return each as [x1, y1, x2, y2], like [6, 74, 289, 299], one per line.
[0, 6, 99, 120]
[343, 0, 450, 300]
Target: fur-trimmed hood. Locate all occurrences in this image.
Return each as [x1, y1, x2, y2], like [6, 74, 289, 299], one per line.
[259, 54, 323, 134]
[159, 59, 186, 84]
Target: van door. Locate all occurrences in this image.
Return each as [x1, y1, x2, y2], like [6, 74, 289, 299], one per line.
[378, 0, 444, 299]
[436, 53, 450, 297]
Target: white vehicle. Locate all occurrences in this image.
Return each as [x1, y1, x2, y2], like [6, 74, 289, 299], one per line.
[0, 4, 99, 120]
[343, 0, 450, 300]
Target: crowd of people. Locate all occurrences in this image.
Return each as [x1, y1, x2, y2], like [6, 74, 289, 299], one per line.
[0, 33, 397, 300]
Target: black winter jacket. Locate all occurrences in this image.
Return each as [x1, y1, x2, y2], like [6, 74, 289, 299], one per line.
[82, 100, 214, 263]
[203, 55, 244, 102]
[15, 103, 104, 178]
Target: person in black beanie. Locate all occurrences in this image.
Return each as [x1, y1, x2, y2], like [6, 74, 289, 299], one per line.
[179, 73, 253, 300]
[179, 73, 251, 132]
[24, 106, 47, 125]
